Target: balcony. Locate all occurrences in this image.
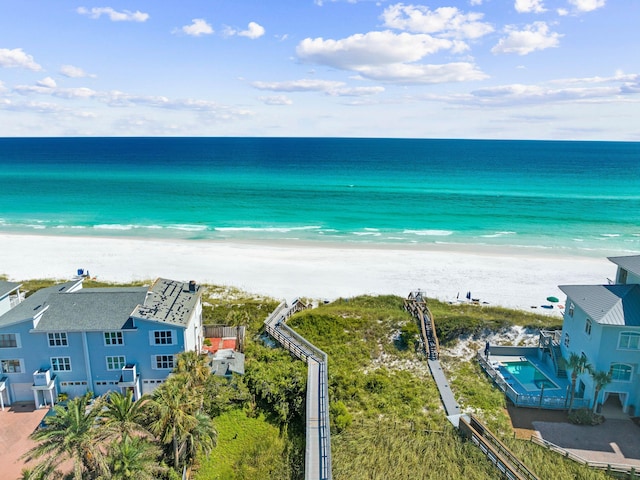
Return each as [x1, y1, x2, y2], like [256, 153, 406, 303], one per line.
[33, 368, 52, 387]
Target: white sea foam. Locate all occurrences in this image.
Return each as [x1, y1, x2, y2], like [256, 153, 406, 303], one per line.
[353, 231, 381, 237]
[403, 229, 453, 236]
[94, 224, 135, 230]
[481, 231, 516, 238]
[167, 224, 208, 232]
[215, 226, 321, 233]
[25, 224, 46, 230]
[600, 233, 620, 238]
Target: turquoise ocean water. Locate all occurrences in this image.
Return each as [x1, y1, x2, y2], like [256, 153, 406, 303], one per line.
[0, 137, 639, 257]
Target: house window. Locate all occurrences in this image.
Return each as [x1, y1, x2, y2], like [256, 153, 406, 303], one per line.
[152, 331, 174, 345]
[568, 302, 574, 317]
[0, 334, 18, 348]
[153, 355, 175, 370]
[618, 332, 640, 350]
[564, 333, 570, 347]
[0, 359, 23, 373]
[584, 318, 592, 336]
[106, 356, 126, 370]
[610, 363, 632, 382]
[48, 332, 68, 347]
[104, 331, 124, 346]
[619, 268, 628, 284]
[51, 357, 72, 372]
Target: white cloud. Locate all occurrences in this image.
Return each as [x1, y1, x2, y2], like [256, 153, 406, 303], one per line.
[252, 79, 346, 92]
[296, 30, 486, 84]
[259, 95, 293, 105]
[37, 77, 57, 88]
[0, 48, 42, 71]
[297, 31, 454, 70]
[77, 7, 149, 22]
[180, 19, 214, 37]
[224, 22, 266, 39]
[492, 22, 561, 55]
[515, 0, 546, 13]
[469, 0, 483, 4]
[60, 65, 95, 78]
[356, 62, 488, 84]
[381, 4, 494, 40]
[557, 8, 569, 15]
[239, 22, 265, 39]
[252, 79, 385, 96]
[567, 0, 606, 12]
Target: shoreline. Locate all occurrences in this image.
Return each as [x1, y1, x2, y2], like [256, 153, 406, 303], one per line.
[0, 233, 615, 313]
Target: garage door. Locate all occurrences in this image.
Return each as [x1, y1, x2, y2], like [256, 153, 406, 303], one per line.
[11, 382, 34, 402]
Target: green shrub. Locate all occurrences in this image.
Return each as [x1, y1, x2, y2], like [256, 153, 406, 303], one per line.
[568, 408, 605, 426]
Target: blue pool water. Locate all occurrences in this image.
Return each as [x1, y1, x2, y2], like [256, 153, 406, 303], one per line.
[502, 360, 559, 392]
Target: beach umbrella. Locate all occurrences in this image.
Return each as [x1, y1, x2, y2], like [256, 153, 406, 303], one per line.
[546, 296, 559, 303]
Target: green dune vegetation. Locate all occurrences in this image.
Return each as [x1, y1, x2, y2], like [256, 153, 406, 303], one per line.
[9, 278, 611, 479]
[196, 289, 610, 480]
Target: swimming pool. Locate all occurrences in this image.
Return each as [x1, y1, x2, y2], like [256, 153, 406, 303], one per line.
[502, 360, 559, 391]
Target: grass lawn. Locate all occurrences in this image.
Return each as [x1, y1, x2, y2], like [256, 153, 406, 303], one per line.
[193, 409, 290, 480]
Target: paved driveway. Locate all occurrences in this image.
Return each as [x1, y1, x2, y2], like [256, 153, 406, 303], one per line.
[0, 402, 49, 480]
[533, 418, 640, 468]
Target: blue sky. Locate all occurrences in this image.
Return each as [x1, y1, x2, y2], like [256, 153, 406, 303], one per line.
[0, 0, 638, 139]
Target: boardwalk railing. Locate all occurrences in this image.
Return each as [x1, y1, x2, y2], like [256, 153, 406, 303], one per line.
[477, 352, 590, 410]
[404, 290, 439, 360]
[460, 415, 539, 480]
[265, 300, 332, 480]
[530, 436, 640, 477]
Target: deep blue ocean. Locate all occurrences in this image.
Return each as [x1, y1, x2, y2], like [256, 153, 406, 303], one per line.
[1, 137, 639, 256]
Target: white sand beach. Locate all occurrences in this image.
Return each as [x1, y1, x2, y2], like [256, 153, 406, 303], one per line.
[0, 233, 615, 313]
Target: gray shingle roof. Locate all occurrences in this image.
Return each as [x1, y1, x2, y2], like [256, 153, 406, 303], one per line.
[0, 278, 200, 331]
[608, 255, 640, 277]
[131, 278, 200, 327]
[33, 288, 148, 331]
[0, 281, 80, 327]
[559, 284, 640, 326]
[0, 281, 21, 298]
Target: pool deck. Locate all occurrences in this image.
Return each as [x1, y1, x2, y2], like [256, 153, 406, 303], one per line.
[488, 353, 570, 398]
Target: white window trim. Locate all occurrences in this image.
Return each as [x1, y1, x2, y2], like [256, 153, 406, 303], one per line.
[51, 356, 72, 372]
[610, 363, 633, 383]
[584, 318, 592, 336]
[152, 354, 175, 370]
[106, 355, 127, 371]
[103, 331, 124, 346]
[149, 330, 176, 346]
[0, 358, 24, 374]
[0, 333, 21, 349]
[617, 332, 640, 350]
[48, 332, 68, 347]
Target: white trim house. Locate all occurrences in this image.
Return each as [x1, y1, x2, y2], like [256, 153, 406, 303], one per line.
[559, 255, 640, 414]
[0, 278, 203, 407]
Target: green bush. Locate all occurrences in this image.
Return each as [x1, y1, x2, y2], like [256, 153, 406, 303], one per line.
[568, 408, 605, 426]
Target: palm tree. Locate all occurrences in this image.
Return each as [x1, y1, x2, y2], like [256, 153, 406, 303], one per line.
[100, 390, 151, 441]
[564, 352, 593, 413]
[590, 370, 613, 414]
[146, 380, 198, 470]
[182, 411, 218, 467]
[99, 436, 167, 480]
[22, 395, 108, 480]
[174, 350, 210, 388]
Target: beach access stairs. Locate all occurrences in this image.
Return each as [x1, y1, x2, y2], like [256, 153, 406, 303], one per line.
[406, 291, 541, 480]
[539, 330, 567, 379]
[264, 300, 332, 480]
[459, 415, 540, 480]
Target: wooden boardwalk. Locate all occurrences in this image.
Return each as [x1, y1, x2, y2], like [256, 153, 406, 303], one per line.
[405, 291, 540, 479]
[264, 300, 332, 480]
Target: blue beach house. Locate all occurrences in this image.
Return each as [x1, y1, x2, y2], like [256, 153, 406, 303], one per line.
[0, 278, 203, 408]
[558, 255, 640, 415]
